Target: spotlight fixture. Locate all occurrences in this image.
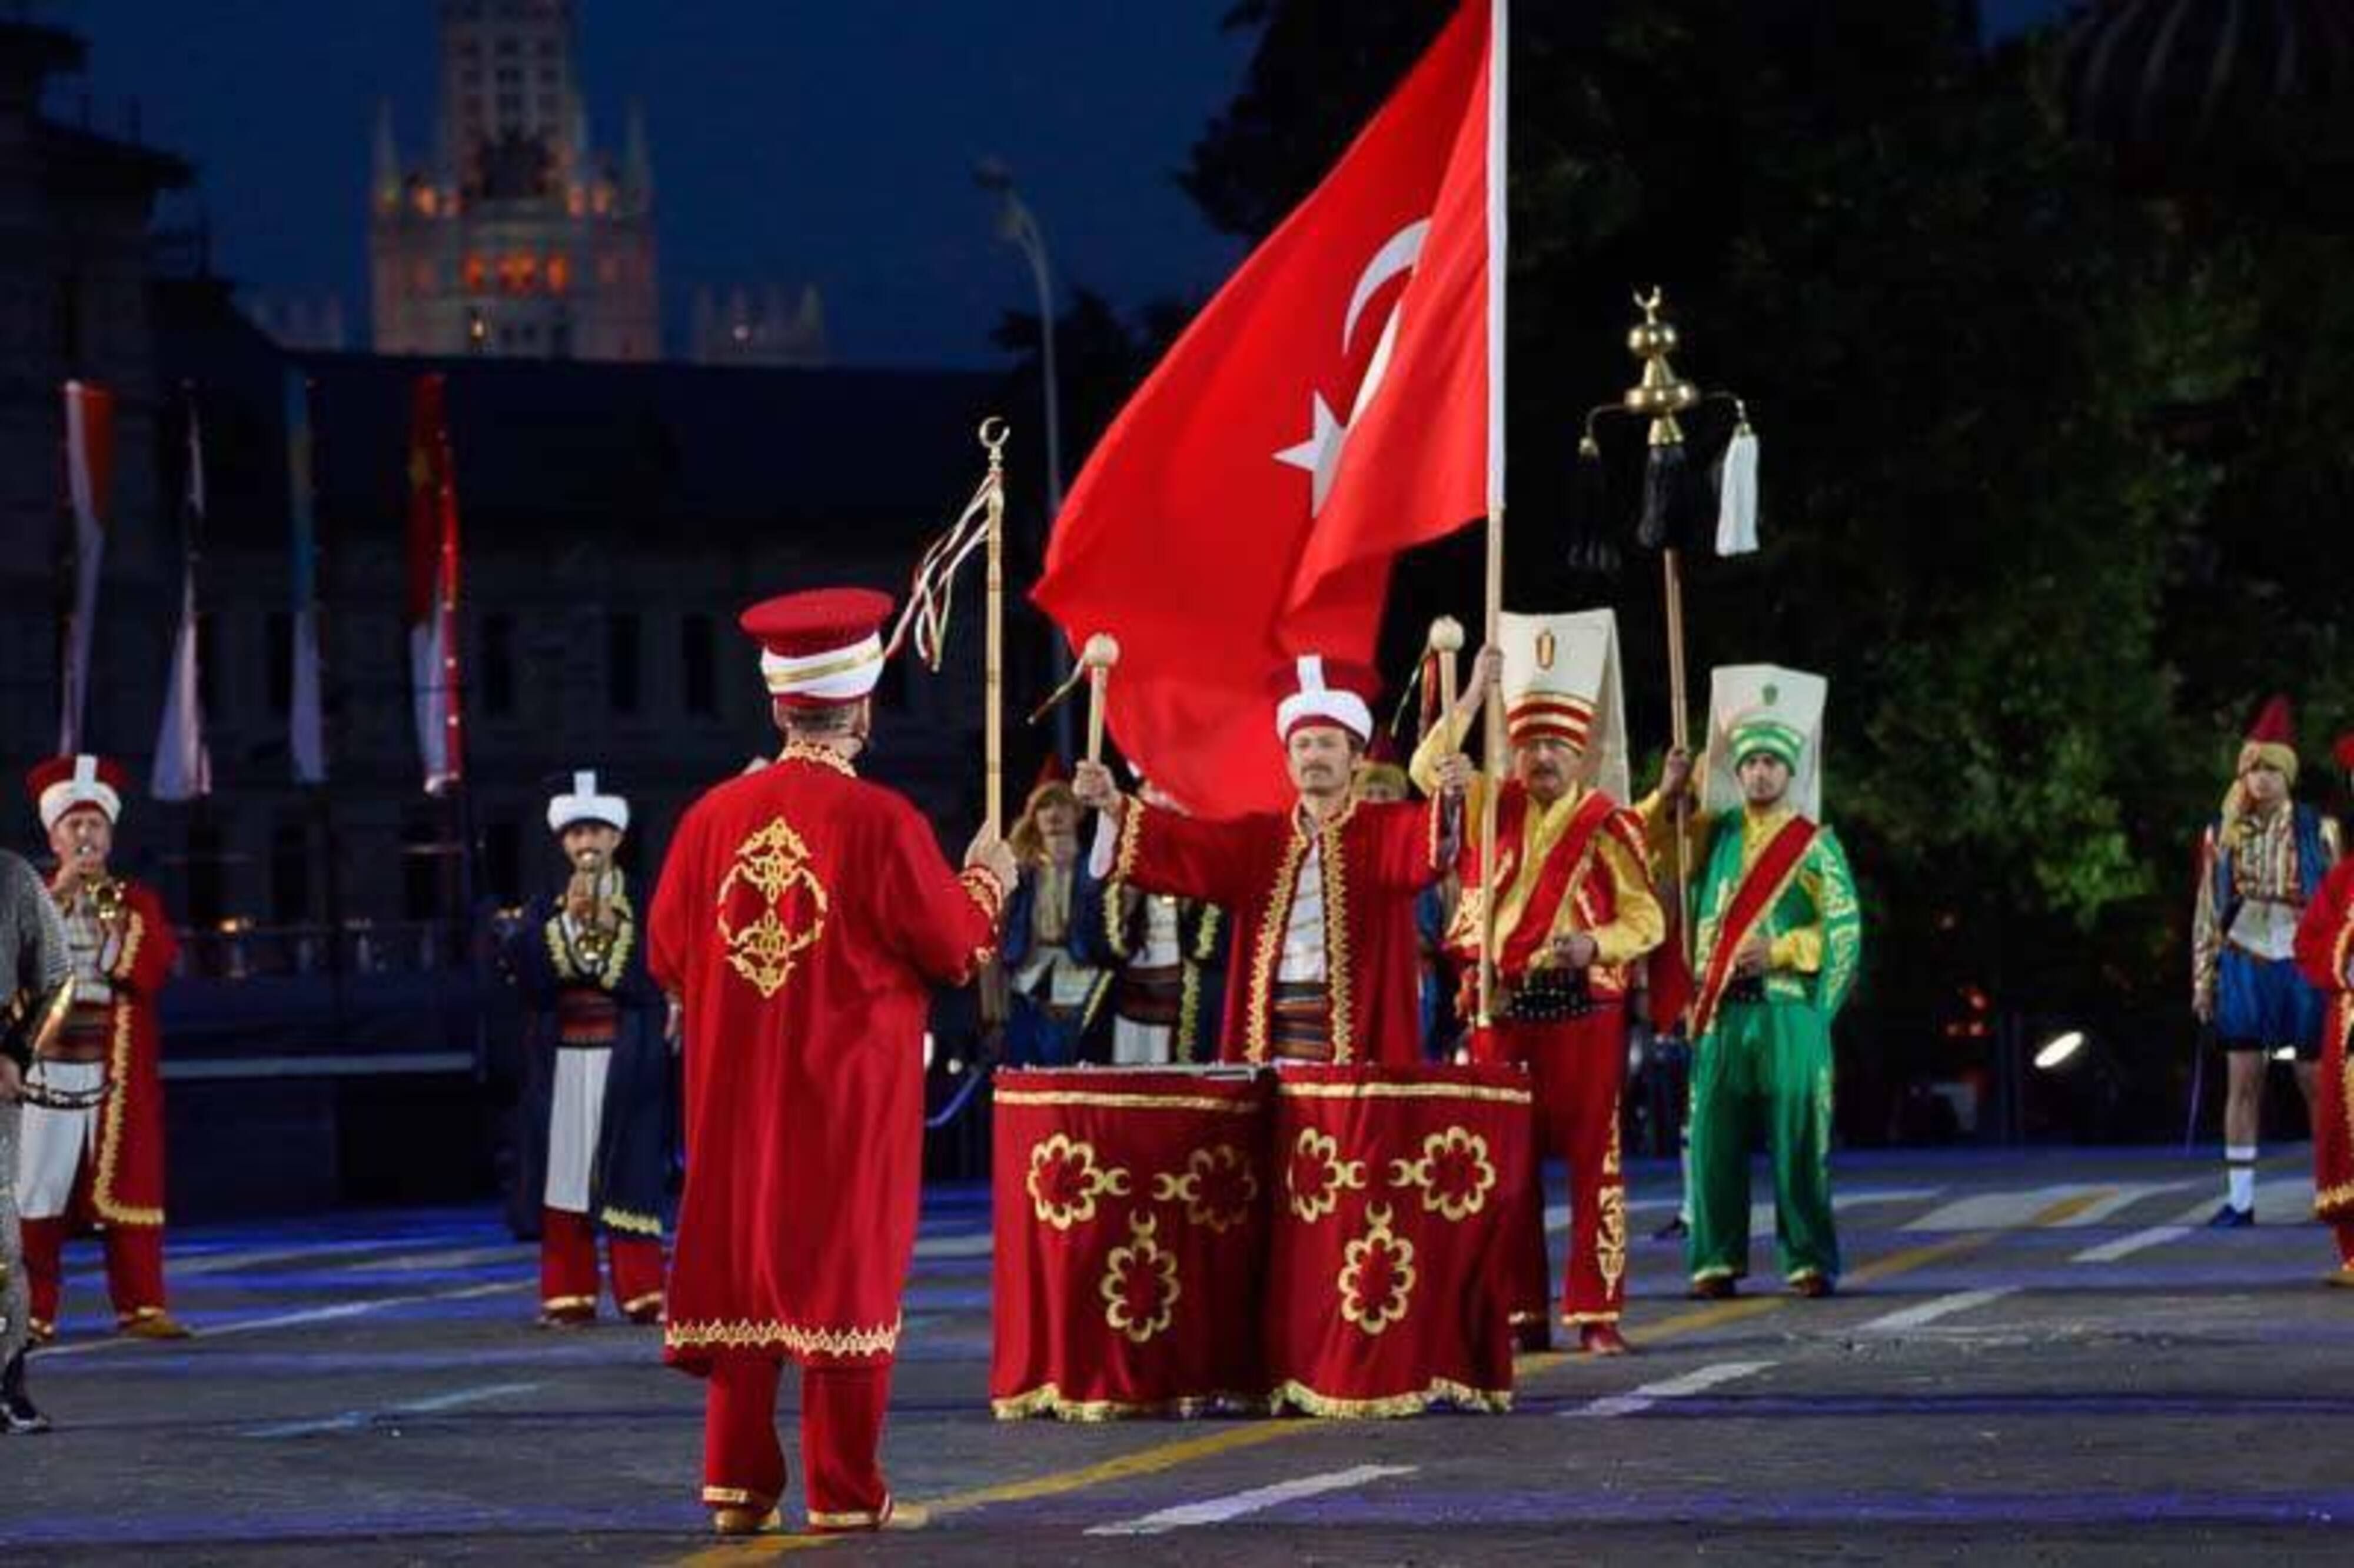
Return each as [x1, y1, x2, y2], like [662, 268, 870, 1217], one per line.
[2033, 1030, 2087, 1071]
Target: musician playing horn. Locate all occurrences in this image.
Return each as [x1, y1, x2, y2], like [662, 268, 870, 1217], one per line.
[499, 770, 671, 1326]
[16, 754, 187, 1343]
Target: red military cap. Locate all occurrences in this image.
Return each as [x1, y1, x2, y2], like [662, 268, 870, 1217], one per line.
[28, 754, 127, 831]
[1269, 654, 1378, 743]
[739, 587, 895, 708]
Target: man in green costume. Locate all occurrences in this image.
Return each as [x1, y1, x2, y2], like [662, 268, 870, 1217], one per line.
[1645, 666, 1861, 1300]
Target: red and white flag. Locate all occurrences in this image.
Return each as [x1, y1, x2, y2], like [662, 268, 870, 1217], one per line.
[405, 374, 465, 796]
[151, 400, 213, 802]
[56, 380, 117, 756]
[1034, 0, 1504, 814]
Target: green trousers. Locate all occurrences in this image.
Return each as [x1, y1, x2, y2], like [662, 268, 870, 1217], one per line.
[1685, 998, 1840, 1286]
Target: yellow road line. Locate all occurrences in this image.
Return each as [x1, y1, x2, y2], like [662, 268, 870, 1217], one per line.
[674, 1187, 2108, 1559]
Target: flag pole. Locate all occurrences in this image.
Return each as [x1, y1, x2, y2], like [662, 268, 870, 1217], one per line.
[1475, 0, 1508, 1031]
[1664, 543, 1692, 963]
[979, 417, 1009, 836]
[1477, 507, 1504, 1029]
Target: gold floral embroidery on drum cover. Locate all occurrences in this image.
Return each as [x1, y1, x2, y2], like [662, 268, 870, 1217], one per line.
[1026, 1133, 1132, 1230]
[1385, 1125, 1498, 1222]
[1100, 1212, 1181, 1344]
[1339, 1202, 1417, 1336]
[716, 817, 830, 998]
[1286, 1127, 1369, 1223]
[1151, 1143, 1261, 1234]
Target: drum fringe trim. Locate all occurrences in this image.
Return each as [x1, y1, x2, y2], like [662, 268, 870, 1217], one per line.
[990, 1384, 1276, 1422]
[1274, 1378, 1512, 1418]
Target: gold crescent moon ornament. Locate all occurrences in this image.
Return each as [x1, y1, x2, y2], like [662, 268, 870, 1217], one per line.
[977, 415, 1010, 454]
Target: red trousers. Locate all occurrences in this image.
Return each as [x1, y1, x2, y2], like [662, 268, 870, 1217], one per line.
[539, 1207, 666, 1319]
[1474, 1001, 1630, 1327]
[702, 1358, 895, 1528]
[18, 1216, 167, 1334]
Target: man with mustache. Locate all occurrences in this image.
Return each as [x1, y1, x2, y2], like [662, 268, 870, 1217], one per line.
[1411, 614, 1664, 1355]
[15, 756, 187, 1343]
[1075, 657, 1464, 1065]
[1648, 671, 1861, 1299]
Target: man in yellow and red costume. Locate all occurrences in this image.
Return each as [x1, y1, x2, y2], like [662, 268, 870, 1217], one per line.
[1411, 614, 1664, 1355]
[650, 588, 1013, 1536]
[1074, 655, 1463, 1064]
[16, 755, 188, 1341]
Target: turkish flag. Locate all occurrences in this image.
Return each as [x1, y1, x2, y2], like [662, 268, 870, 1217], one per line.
[1034, 1, 1501, 815]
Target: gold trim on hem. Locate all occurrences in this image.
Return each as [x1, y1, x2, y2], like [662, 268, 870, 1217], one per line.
[701, 1486, 770, 1508]
[1562, 1310, 1623, 1326]
[808, 1503, 886, 1530]
[600, 1205, 664, 1237]
[990, 1384, 1276, 1422]
[93, 1000, 163, 1227]
[993, 1089, 1267, 1113]
[541, 1294, 597, 1312]
[621, 1291, 666, 1314]
[665, 1312, 901, 1359]
[1274, 1377, 1512, 1419]
[1276, 1080, 1531, 1106]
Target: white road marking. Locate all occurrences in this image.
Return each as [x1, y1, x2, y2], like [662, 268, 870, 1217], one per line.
[69, 1236, 425, 1280]
[1853, 1287, 2017, 1334]
[241, 1380, 540, 1439]
[912, 1231, 995, 1259]
[39, 1280, 527, 1358]
[2167, 1176, 2313, 1227]
[1085, 1464, 1417, 1536]
[1572, 1187, 1947, 1234]
[1564, 1360, 1775, 1419]
[2071, 1224, 2193, 1264]
[2049, 1181, 2198, 1227]
[365, 1244, 537, 1273]
[1906, 1185, 2110, 1231]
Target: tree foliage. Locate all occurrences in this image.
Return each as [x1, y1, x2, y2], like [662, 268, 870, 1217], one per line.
[1019, 2, 2354, 1073]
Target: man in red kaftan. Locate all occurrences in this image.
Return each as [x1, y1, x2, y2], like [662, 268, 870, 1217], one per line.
[650, 587, 1013, 1536]
[1074, 655, 1462, 1065]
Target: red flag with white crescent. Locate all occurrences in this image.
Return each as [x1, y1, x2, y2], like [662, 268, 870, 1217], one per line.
[1034, 1, 1504, 815]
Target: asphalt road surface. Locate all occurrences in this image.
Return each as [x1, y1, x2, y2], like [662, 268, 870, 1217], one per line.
[6, 1145, 2349, 1563]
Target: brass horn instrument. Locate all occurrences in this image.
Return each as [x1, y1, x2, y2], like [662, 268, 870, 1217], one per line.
[90, 873, 127, 926]
[570, 845, 616, 971]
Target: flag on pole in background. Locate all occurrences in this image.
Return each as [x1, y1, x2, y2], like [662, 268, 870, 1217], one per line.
[287, 368, 329, 784]
[405, 374, 464, 796]
[1032, 0, 1505, 815]
[151, 394, 212, 802]
[56, 379, 117, 755]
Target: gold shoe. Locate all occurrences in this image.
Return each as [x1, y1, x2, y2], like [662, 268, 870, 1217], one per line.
[2326, 1264, 2354, 1289]
[709, 1505, 781, 1537]
[883, 1500, 930, 1532]
[119, 1311, 194, 1340]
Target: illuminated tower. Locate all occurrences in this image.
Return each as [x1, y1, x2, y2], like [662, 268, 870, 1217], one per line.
[370, 0, 659, 360]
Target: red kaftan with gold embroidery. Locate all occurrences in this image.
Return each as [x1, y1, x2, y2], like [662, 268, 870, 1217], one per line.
[649, 749, 1000, 1371]
[55, 880, 177, 1229]
[1108, 795, 1446, 1066]
[2292, 858, 2354, 1223]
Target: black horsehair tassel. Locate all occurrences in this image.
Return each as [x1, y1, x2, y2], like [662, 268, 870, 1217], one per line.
[1637, 438, 1713, 554]
[1565, 432, 1617, 575]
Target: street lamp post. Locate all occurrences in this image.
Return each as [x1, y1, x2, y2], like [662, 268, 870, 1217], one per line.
[975, 157, 1075, 759]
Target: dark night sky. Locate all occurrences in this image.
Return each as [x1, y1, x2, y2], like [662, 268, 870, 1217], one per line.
[38, 0, 1256, 367]
[37, 0, 2073, 369]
